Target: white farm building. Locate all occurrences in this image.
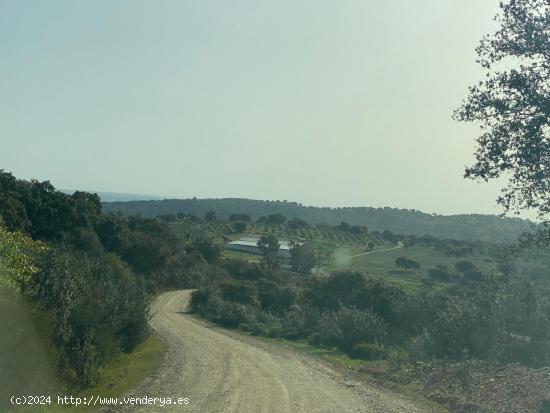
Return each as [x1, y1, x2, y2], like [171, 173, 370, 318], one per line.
[226, 237, 292, 260]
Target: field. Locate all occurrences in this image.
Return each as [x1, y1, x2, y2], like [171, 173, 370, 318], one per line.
[170, 219, 383, 246]
[348, 245, 497, 290]
[168, 218, 499, 291]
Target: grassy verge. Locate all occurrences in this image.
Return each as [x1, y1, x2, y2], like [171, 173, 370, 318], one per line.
[5, 333, 165, 413]
[1, 334, 165, 413]
[2, 279, 165, 413]
[0, 286, 61, 409]
[51, 333, 165, 413]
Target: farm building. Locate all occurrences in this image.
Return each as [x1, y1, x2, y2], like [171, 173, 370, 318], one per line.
[226, 237, 292, 260]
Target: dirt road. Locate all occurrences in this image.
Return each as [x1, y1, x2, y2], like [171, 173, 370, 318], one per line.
[112, 290, 434, 413]
[346, 241, 404, 258]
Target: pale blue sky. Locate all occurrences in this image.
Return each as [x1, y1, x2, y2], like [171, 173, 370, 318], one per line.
[1, 1, 511, 215]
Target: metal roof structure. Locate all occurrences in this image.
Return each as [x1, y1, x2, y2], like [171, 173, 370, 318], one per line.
[228, 237, 292, 251]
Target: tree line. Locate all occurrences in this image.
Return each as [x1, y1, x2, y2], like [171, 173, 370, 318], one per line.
[102, 198, 533, 243]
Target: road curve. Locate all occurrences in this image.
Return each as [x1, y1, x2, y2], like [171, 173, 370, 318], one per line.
[346, 241, 404, 258]
[110, 290, 433, 413]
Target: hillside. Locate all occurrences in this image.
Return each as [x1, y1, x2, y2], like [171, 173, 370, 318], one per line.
[102, 198, 533, 243]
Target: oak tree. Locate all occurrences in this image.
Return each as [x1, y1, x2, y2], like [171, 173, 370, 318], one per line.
[455, 0, 550, 218]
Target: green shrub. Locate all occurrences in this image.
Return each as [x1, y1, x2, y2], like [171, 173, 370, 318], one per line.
[23, 249, 149, 385]
[220, 280, 260, 307]
[307, 332, 322, 346]
[403, 332, 432, 362]
[250, 322, 270, 336]
[317, 307, 387, 352]
[351, 342, 385, 360]
[387, 349, 410, 370]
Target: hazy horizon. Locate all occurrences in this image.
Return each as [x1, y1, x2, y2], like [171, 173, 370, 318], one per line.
[56, 188, 535, 222]
[2, 0, 524, 217]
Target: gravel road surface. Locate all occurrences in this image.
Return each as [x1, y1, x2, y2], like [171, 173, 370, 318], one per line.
[109, 290, 434, 413]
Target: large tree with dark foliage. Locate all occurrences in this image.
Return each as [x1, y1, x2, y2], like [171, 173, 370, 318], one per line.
[257, 234, 280, 266]
[0, 170, 101, 240]
[454, 0, 550, 219]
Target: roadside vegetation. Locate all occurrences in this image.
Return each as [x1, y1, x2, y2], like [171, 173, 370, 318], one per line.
[191, 257, 550, 369]
[189, 234, 550, 412]
[0, 170, 213, 408]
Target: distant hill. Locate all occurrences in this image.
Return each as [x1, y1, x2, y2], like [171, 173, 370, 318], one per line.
[101, 198, 535, 243]
[61, 190, 162, 202]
